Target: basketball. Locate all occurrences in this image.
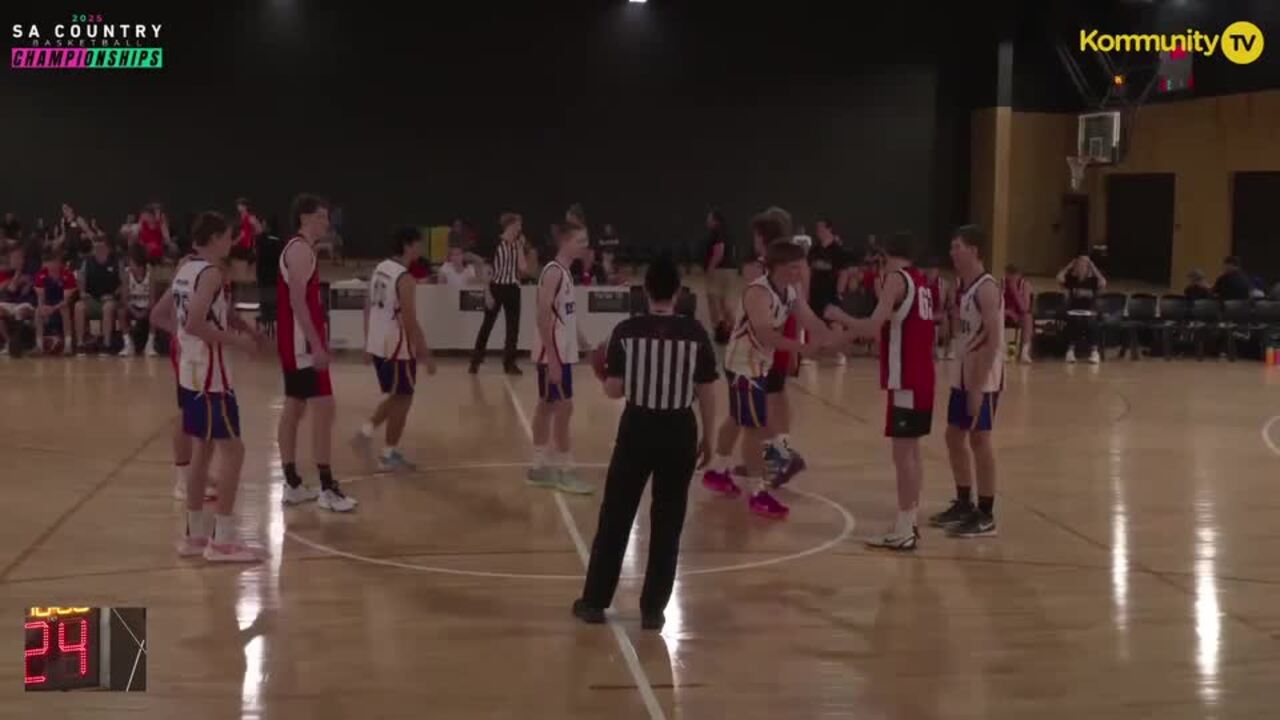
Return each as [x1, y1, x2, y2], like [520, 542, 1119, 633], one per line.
[590, 344, 608, 380]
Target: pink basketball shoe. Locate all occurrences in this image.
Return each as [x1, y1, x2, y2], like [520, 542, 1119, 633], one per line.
[701, 469, 741, 498]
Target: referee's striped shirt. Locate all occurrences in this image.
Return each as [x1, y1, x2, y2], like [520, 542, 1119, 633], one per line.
[606, 313, 718, 411]
[490, 240, 520, 285]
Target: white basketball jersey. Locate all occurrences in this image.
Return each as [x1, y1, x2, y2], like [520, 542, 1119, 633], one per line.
[724, 275, 797, 379]
[366, 259, 412, 359]
[173, 258, 233, 393]
[950, 272, 1004, 392]
[531, 261, 578, 364]
[126, 268, 151, 312]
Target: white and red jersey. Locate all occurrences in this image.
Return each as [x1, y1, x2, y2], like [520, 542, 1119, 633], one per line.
[951, 272, 1005, 392]
[531, 260, 579, 365]
[880, 266, 935, 396]
[173, 258, 233, 394]
[168, 253, 197, 379]
[725, 275, 798, 379]
[366, 258, 412, 360]
[276, 236, 327, 371]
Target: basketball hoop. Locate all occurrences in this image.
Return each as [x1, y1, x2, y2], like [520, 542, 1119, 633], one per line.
[1067, 155, 1090, 192]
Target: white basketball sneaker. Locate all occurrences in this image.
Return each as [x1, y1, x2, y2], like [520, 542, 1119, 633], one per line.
[318, 487, 358, 512]
[175, 535, 209, 558]
[282, 483, 320, 505]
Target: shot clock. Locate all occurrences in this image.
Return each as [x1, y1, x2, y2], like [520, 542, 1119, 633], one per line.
[24, 607, 147, 692]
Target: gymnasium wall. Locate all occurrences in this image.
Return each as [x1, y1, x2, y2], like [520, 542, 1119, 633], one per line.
[1084, 90, 1280, 288]
[1007, 112, 1076, 276]
[969, 108, 1075, 277]
[0, 2, 973, 260]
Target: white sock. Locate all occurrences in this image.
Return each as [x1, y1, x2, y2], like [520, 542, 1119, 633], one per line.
[214, 514, 238, 545]
[176, 464, 190, 485]
[713, 454, 733, 472]
[186, 509, 211, 540]
[360, 421, 375, 438]
[765, 436, 791, 459]
[532, 446, 550, 469]
[894, 507, 918, 535]
[381, 446, 397, 458]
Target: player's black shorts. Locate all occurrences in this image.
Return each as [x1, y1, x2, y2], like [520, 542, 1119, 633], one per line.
[764, 366, 787, 394]
[283, 367, 334, 399]
[884, 390, 933, 439]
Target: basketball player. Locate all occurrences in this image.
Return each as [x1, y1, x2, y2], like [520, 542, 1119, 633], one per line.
[171, 212, 266, 562]
[527, 220, 593, 495]
[838, 232, 935, 550]
[119, 245, 157, 356]
[704, 230, 828, 519]
[153, 246, 256, 502]
[152, 249, 197, 499]
[353, 226, 437, 471]
[742, 208, 813, 487]
[929, 225, 1003, 537]
[277, 194, 356, 512]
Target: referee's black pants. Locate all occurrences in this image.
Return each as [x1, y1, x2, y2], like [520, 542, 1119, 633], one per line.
[471, 283, 521, 367]
[581, 407, 698, 615]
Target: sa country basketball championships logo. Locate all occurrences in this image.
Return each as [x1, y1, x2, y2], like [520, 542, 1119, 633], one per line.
[10, 13, 164, 70]
[1080, 21, 1264, 65]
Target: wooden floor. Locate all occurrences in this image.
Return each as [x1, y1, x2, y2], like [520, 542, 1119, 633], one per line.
[3, 351, 1280, 719]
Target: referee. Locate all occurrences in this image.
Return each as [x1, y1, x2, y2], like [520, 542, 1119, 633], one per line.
[469, 212, 528, 375]
[573, 256, 717, 631]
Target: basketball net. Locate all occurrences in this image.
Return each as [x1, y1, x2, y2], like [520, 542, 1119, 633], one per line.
[1067, 155, 1090, 192]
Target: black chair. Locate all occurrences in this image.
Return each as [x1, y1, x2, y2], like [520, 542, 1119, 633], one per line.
[1187, 298, 1222, 360]
[1221, 299, 1252, 361]
[1155, 295, 1189, 360]
[1095, 292, 1127, 360]
[1122, 294, 1157, 360]
[1251, 300, 1280, 357]
[1032, 291, 1067, 354]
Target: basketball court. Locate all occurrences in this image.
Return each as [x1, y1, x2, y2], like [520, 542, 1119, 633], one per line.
[4, 353, 1280, 718]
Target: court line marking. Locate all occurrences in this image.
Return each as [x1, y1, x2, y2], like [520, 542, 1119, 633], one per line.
[0, 418, 173, 583]
[501, 375, 667, 720]
[283, 463, 854, 579]
[1260, 415, 1280, 457]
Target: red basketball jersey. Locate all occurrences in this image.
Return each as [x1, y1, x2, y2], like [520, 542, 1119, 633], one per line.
[772, 314, 799, 375]
[276, 237, 327, 371]
[238, 215, 255, 250]
[879, 266, 935, 397]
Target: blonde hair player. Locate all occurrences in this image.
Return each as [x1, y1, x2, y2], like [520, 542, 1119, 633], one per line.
[170, 211, 268, 562]
[928, 225, 1004, 537]
[526, 220, 594, 495]
[352, 226, 437, 471]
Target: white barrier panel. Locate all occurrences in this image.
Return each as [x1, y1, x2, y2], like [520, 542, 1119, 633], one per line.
[328, 282, 633, 353]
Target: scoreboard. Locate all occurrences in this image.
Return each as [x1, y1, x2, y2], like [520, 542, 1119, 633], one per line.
[24, 607, 146, 691]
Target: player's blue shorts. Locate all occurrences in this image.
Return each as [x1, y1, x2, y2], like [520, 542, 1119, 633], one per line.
[947, 388, 999, 432]
[373, 356, 417, 396]
[727, 372, 768, 429]
[178, 385, 196, 410]
[182, 390, 241, 440]
[536, 363, 574, 403]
